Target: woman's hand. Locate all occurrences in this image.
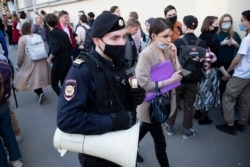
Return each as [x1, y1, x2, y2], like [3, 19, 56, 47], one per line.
[221, 37, 231, 46]
[47, 58, 52, 64]
[167, 43, 177, 59]
[171, 70, 183, 82]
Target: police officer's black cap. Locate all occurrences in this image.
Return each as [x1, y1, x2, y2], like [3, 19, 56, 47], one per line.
[91, 11, 125, 38]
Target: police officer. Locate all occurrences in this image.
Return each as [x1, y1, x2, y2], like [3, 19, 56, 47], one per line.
[57, 11, 146, 167]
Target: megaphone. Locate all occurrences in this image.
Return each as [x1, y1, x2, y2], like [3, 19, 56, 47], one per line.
[53, 122, 140, 167]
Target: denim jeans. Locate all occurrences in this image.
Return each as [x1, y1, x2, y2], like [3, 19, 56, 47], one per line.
[0, 138, 8, 167]
[0, 101, 21, 166]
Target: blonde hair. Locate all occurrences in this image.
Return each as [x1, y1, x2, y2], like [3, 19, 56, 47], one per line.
[33, 14, 44, 25]
[218, 14, 234, 37]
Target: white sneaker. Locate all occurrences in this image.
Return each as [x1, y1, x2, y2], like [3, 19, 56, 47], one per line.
[39, 93, 44, 104]
[15, 135, 23, 143]
[182, 128, 198, 139]
[10, 160, 23, 167]
[165, 124, 174, 136]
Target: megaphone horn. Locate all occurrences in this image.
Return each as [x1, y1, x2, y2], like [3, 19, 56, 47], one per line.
[53, 122, 140, 167]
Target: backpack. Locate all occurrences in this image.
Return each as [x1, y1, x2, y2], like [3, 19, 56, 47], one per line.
[80, 25, 94, 52]
[178, 38, 206, 83]
[25, 34, 47, 60]
[0, 58, 12, 102]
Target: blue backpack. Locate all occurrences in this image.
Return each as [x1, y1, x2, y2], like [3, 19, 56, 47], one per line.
[0, 58, 12, 102]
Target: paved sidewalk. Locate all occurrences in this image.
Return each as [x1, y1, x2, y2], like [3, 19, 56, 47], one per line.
[7, 47, 250, 167]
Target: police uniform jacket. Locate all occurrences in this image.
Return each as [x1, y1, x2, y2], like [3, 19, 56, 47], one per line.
[57, 51, 135, 135]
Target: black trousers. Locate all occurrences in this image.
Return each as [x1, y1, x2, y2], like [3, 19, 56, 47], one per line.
[78, 154, 120, 167]
[34, 88, 43, 96]
[139, 122, 169, 167]
[51, 67, 69, 96]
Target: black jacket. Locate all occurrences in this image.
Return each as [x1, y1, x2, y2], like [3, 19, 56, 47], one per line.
[199, 32, 222, 67]
[48, 27, 73, 71]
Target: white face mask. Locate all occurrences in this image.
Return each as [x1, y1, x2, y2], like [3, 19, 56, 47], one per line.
[221, 22, 231, 30]
[157, 42, 168, 50]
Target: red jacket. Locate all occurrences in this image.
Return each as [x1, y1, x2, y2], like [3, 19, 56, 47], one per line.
[57, 22, 76, 49]
[12, 20, 21, 43]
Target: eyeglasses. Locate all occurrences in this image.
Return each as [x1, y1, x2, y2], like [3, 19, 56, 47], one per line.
[222, 20, 231, 23]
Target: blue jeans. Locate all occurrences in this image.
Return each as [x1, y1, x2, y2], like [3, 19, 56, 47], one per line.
[0, 101, 21, 166]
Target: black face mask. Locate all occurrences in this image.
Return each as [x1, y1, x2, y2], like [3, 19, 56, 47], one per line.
[168, 15, 177, 25]
[210, 26, 219, 33]
[101, 39, 126, 67]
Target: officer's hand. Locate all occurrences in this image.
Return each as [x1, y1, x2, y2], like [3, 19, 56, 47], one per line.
[129, 87, 146, 106]
[111, 110, 136, 131]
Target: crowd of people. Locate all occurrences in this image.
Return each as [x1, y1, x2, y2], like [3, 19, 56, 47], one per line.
[0, 4, 249, 167]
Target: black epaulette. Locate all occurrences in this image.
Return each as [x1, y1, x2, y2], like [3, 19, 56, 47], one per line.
[73, 58, 85, 68]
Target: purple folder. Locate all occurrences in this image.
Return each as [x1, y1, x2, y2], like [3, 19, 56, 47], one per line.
[145, 60, 181, 101]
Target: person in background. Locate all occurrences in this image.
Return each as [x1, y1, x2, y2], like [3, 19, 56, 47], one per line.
[136, 17, 182, 166]
[128, 11, 145, 53]
[194, 16, 230, 124]
[46, 14, 73, 96]
[57, 11, 145, 167]
[40, 10, 47, 20]
[164, 5, 183, 41]
[57, 10, 76, 50]
[15, 22, 51, 104]
[0, 17, 5, 36]
[166, 15, 207, 139]
[0, 56, 23, 167]
[217, 14, 241, 99]
[52, 10, 58, 17]
[11, 14, 21, 47]
[0, 30, 8, 57]
[216, 10, 250, 135]
[75, 14, 90, 57]
[87, 12, 95, 27]
[75, 10, 85, 31]
[144, 17, 154, 45]
[110, 5, 121, 16]
[140, 17, 155, 51]
[32, 14, 50, 54]
[0, 30, 22, 143]
[124, 18, 140, 67]
[18, 11, 29, 31]
[4, 10, 14, 49]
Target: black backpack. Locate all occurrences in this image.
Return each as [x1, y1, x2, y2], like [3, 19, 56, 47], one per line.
[0, 58, 12, 102]
[81, 25, 94, 52]
[179, 38, 206, 83]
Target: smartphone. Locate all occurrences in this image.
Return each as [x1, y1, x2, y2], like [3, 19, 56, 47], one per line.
[177, 69, 191, 76]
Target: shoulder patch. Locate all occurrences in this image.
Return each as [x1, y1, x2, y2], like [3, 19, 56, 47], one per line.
[74, 58, 85, 64]
[64, 79, 77, 101]
[73, 58, 85, 68]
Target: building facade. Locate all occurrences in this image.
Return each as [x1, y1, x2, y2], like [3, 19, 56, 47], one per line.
[1, 0, 249, 38]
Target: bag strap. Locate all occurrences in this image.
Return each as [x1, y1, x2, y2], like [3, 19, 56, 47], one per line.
[81, 25, 90, 36]
[181, 37, 202, 46]
[181, 37, 189, 45]
[154, 81, 171, 100]
[81, 53, 125, 110]
[154, 82, 161, 96]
